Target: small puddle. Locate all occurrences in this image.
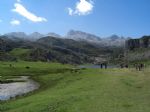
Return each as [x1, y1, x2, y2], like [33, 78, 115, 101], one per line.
[0, 76, 39, 101]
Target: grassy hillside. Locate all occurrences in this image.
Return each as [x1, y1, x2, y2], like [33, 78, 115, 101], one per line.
[9, 48, 30, 56]
[1, 36, 122, 64]
[9, 48, 31, 60]
[0, 62, 150, 112]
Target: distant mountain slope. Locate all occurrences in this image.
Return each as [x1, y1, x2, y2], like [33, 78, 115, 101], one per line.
[46, 33, 61, 38]
[66, 30, 101, 42]
[98, 35, 126, 47]
[0, 36, 26, 52]
[0, 31, 127, 64]
[2, 30, 127, 47]
[125, 36, 150, 62]
[0, 35, 115, 64]
[29, 32, 45, 41]
[126, 36, 150, 50]
[4, 32, 28, 39]
[66, 30, 126, 47]
[37, 36, 109, 56]
[3, 32, 44, 41]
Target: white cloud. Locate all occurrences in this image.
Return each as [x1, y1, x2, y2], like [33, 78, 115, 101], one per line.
[68, 8, 74, 16]
[17, 0, 21, 2]
[10, 19, 21, 26]
[12, 3, 47, 22]
[68, 0, 94, 16]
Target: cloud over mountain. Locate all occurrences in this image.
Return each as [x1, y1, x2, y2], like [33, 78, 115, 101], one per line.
[68, 0, 94, 16]
[12, 3, 47, 22]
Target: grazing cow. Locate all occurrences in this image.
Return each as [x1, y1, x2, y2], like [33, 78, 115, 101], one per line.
[120, 64, 124, 68]
[135, 64, 139, 70]
[120, 63, 128, 68]
[135, 63, 145, 71]
[138, 64, 141, 71]
[140, 63, 144, 69]
[138, 63, 145, 71]
[125, 64, 129, 68]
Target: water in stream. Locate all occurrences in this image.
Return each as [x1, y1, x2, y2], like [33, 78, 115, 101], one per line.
[0, 76, 39, 101]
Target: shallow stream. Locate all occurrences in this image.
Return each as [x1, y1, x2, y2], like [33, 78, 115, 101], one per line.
[0, 76, 39, 101]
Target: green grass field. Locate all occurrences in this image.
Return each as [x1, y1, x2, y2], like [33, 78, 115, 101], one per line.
[9, 48, 30, 56]
[0, 61, 150, 112]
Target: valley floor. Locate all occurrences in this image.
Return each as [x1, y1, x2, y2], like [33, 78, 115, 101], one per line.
[0, 61, 150, 112]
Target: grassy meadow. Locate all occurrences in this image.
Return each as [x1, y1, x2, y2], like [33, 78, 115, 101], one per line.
[0, 61, 150, 112]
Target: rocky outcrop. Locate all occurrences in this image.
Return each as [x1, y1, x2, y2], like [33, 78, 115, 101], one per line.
[125, 36, 150, 61]
[126, 36, 150, 50]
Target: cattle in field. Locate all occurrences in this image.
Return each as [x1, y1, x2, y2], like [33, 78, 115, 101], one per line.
[134, 63, 145, 71]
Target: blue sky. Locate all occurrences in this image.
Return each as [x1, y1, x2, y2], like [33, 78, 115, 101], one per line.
[0, 0, 150, 38]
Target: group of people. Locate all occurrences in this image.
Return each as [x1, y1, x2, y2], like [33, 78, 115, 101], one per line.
[120, 63, 145, 71]
[99, 63, 108, 69]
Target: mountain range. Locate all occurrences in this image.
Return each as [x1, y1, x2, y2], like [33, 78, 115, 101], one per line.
[1, 30, 149, 64]
[0, 30, 125, 64]
[2, 30, 127, 47]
